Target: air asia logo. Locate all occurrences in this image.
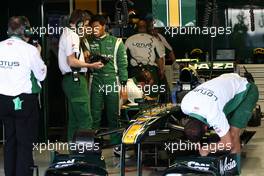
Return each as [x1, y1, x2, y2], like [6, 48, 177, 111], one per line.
[0, 60, 20, 69]
[219, 157, 237, 174]
[187, 161, 210, 171]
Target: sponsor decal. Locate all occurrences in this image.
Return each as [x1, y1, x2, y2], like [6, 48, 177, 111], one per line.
[0, 60, 20, 69]
[187, 161, 210, 171]
[213, 126, 222, 134]
[148, 130, 156, 136]
[132, 42, 152, 48]
[194, 106, 199, 111]
[189, 62, 234, 70]
[219, 157, 237, 174]
[193, 87, 218, 101]
[54, 159, 75, 168]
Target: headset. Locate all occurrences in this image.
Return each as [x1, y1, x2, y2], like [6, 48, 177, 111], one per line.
[20, 16, 33, 37]
[190, 48, 206, 62]
[76, 19, 84, 29]
[76, 10, 90, 29]
[179, 67, 199, 84]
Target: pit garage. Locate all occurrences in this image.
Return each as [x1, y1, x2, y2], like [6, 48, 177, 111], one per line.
[0, 0, 264, 176]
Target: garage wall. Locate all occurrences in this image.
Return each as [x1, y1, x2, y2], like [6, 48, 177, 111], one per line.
[75, 0, 97, 14]
[238, 64, 264, 111]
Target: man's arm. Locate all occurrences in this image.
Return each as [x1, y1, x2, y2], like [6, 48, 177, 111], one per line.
[67, 54, 103, 69]
[200, 112, 233, 156]
[116, 39, 128, 99]
[153, 37, 166, 78]
[116, 39, 128, 85]
[156, 56, 165, 79]
[64, 32, 101, 69]
[157, 33, 176, 63]
[30, 48, 47, 81]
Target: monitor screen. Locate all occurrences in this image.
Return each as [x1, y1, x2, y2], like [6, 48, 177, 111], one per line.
[216, 49, 235, 60]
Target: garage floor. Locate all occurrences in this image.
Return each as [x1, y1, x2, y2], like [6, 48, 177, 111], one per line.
[0, 123, 264, 176]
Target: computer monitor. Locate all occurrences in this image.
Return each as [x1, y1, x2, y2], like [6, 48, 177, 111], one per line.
[216, 49, 235, 60]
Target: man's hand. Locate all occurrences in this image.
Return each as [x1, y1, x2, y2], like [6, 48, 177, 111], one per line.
[120, 86, 128, 101]
[89, 61, 104, 69]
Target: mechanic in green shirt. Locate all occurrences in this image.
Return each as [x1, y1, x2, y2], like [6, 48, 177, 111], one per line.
[85, 15, 128, 146]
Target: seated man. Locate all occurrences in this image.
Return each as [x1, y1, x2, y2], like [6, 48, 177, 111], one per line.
[181, 73, 259, 156]
[125, 68, 155, 104]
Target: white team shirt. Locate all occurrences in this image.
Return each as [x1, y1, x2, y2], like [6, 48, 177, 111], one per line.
[181, 73, 249, 137]
[0, 37, 47, 96]
[125, 33, 165, 67]
[156, 33, 173, 52]
[58, 27, 87, 74]
[126, 78, 144, 103]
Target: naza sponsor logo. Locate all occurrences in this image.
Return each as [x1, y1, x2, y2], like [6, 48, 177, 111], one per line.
[189, 62, 234, 70]
[0, 61, 20, 68]
[187, 161, 210, 171]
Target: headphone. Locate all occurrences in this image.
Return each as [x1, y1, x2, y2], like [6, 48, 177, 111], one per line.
[190, 48, 205, 61]
[76, 10, 89, 29]
[76, 19, 84, 29]
[190, 48, 203, 56]
[179, 67, 199, 83]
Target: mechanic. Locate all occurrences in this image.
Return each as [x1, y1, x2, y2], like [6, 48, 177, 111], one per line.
[181, 73, 259, 156]
[58, 9, 104, 142]
[125, 19, 166, 99]
[0, 16, 47, 176]
[147, 18, 176, 102]
[86, 15, 128, 150]
[123, 68, 155, 104]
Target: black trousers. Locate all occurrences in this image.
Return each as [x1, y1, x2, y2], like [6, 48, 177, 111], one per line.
[0, 93, 39, 176]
